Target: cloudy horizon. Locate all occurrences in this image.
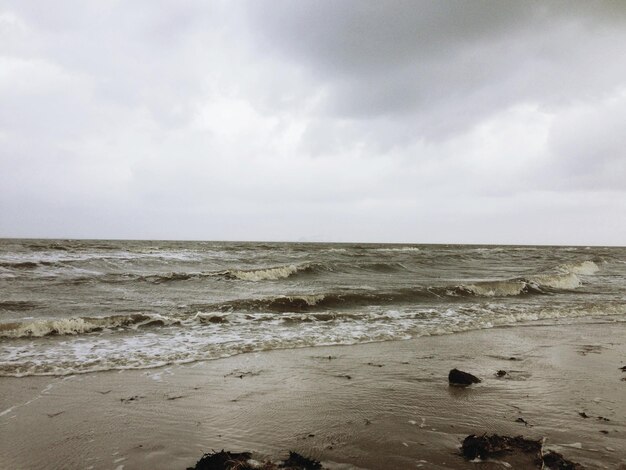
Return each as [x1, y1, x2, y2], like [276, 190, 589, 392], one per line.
[1, 1, 625, 245]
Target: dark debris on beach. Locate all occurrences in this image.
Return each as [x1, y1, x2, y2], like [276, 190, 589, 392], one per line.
[188, 450, 252, 470]
[461, 434, 584, 469]
[461, 434, 542, 461]
[187, 450, 323, 470]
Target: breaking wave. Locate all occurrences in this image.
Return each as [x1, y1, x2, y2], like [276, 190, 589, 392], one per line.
[130, 264, 322, 284]
[459, 273, 581, 297]
[564, 260, 600, 275]
[2, 238, 620, 379]
[3, 302, 626, 377]
[205, 283, 551, 314]
[0, 313, 179, 338]
[205, 264, 600, 312]
[224, 264, 318, 281]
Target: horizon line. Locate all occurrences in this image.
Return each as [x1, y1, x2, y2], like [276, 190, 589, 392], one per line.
[0, 236, 623, 249]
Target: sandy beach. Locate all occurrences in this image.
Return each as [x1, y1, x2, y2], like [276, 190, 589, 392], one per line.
[1, 319, 625, 469]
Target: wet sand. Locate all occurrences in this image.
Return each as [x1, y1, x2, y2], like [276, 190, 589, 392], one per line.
[1, 321, 625, 469]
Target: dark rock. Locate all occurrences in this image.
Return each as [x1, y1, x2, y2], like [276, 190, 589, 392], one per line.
[206, 316, 227, 324]
[515, 417, 530, 426]
[578, 412, 589, 418]
[542, 450, 585, 469]
[461, 434, 542, 460]
[619, 365, 626, 371]
[496, 370, 507, 377]
[449, 368, 481, 386]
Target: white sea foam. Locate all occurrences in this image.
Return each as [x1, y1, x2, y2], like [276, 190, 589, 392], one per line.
[3, 301, 626, 377]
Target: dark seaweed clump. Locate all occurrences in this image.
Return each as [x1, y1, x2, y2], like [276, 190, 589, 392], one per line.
[187, 450, 323, 470]
[461, 434, 584, 469]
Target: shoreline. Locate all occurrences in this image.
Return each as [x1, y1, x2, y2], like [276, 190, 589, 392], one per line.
[1, 321, 625, 469]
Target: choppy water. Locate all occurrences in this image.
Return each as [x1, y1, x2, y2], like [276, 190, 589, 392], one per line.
[1, 239, 624, 377]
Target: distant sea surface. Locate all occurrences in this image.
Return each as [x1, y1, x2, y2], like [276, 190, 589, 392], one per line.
[1, 239, 624, 377]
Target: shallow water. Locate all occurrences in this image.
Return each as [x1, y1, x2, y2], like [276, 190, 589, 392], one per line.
[1, 239, 625, 376]
[1, 324, 624, 469]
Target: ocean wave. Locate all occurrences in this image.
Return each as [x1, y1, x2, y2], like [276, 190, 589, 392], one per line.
[212, 294, 332, 313]
[137, 263, 322, 284]
[358, 262, 410, 273]
[457, 273, 583, 297]
[0, 260, 58, 269]
[452, 280, 540, 297]
[4, 302, 626, 377]
[204, 286, 484, 313]
[206, 272, 590, 312]
[457, 260, 600, 297]
[17, 264, 321, 286]
[563, 260, 600, 275]
[375, 246, 421, 252]
[140, 272, 203, 284]
[24, 242, 71, 251]
[0, 261, 40, 269]
[0, 250, 201, 267]
[530, 272, 581, 290]
[224, 264, 316, 281]
[0, 313, 179, 339]
[0, 300, 40, 311]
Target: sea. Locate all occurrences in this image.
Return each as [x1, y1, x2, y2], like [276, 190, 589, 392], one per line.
[1, 239, 625, 377]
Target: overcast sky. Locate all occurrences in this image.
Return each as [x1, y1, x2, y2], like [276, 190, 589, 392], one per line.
[1, 1, 625, 244]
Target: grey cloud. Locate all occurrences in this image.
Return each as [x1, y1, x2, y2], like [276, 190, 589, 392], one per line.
[1, 1, 625, 243]
[247, 1, 626, 138]
[247, 1, 533, 72]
